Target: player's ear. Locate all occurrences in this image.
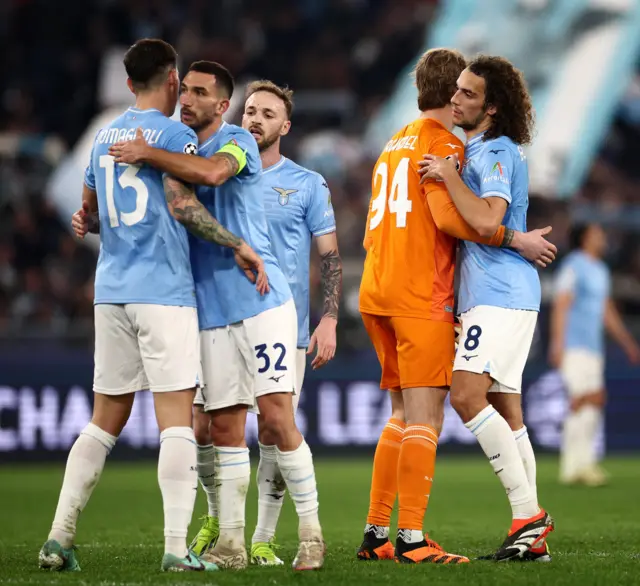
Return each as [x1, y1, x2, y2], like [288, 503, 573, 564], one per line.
[126, 78, 136, 95]
[217, 99, 231, 116]
[280, 120, 291, 137]
[486, 103, 497, 117]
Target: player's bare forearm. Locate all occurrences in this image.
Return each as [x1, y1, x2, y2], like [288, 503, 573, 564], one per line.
[550, 294, 571, 352]
[82, 184, 100, 234]
[163, 176, 243, 249]
[441, 168, 504, 237]
[146, 149, 238, 187]
[319, 247, 342, 320]
[605, 299, 636, 350]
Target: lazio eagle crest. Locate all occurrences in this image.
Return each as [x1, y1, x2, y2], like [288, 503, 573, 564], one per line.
[273, 187, 298, 206]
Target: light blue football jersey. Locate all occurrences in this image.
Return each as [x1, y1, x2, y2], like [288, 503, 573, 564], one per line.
[188, 122, 292, 329]
[457, 133, 541, 314]
[84, 107, 198, 307]
[554, 250, 610, 355]
[261, 157, 336, 348]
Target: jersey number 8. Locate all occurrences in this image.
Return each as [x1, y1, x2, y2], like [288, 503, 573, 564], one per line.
[99, 155, 148, 227]
[369, 158, 413, 230]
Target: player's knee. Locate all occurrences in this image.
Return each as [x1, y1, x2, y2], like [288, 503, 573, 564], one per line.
[259, 410, 290, 445]
[193, 409, 210, 445]
[209, 417, 244, 447]
[449, 389, 477, 422]
[257, 416, 278, 446]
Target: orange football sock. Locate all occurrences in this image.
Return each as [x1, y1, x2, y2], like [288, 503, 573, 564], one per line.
[397, 424, 438, 531]
[366, 417, 406, 527]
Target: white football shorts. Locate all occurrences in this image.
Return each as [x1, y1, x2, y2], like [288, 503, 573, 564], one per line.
[560, 348, 605, 398]
[195, 299, 298, 412]
[453, 305, 538, 394]
[93, 303, 200, 395]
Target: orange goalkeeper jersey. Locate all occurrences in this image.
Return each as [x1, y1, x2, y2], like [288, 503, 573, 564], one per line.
[359, 117, 505, 322]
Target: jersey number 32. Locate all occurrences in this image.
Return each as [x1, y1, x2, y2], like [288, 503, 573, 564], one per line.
[369, 158, 412, 230]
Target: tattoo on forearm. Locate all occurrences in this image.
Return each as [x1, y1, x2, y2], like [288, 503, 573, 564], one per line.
[501, 228, 514, 248]
[214, 152, 240, 177]
[163, 176, 243, 248]
[319, 249, 342, 319]
[87, 213, 100, 234]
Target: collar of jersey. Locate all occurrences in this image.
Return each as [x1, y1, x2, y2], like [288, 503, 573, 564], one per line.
[466, 131, 487, 148]
[199, 121, 228, 151]
[263, 156, 286, 175]
[127, 107, 162, 115]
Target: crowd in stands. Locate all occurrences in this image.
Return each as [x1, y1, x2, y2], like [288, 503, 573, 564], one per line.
[0, 0, 638, 342]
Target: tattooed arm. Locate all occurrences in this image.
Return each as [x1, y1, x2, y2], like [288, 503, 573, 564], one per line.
[317, 233, 342, 319]
[163, 175, 270, 292]
[163, 175, 243, 246]
[307, 232, 342, 369]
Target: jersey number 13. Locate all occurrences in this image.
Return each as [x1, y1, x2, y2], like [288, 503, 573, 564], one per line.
[99, 155, 148, 227]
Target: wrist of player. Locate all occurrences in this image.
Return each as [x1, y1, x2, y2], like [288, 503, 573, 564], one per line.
[320, 313, 338, 324]
[502, 228, 516, 249]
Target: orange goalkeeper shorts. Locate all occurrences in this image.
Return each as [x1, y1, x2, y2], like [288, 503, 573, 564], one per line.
[361, 313, 454, 391]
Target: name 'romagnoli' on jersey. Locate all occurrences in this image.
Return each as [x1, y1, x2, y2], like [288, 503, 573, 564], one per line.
[96, 127, 164, 145]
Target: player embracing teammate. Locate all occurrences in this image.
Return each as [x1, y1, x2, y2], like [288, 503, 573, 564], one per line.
[358, 49, 557, 564]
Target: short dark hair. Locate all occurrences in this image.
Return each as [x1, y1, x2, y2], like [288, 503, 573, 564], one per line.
[123, 39, 177, 91]
[467, 55, 535, 145]
[414, 48, 467, 111]
[245, 80, 294, 118]
[570, 223, 593, 250]
[187, 61, 235, 99]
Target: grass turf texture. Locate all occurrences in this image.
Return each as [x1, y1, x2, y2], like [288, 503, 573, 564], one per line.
[1, 456, 639, 585]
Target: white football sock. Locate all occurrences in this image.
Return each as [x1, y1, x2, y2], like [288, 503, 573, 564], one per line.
[158, 427, 198, 558]
[580, 405, 602, 470]
[276, 440, 321, 539]
[466, 406, 538, 520]
[196, 444, 218, 517]
[513, 426, 538, 506]
[252, 443, 286, 544]
[560, 405, 602, 480]
[215, 446, 250, 550]
[49, 423, 116, 548]
[560, 410, 583, 480]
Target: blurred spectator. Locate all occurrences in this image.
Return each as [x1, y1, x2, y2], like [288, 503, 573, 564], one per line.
[0, 0, 639, 344]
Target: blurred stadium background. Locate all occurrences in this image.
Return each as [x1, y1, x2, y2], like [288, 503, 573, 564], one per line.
[1, 0, 640, 464]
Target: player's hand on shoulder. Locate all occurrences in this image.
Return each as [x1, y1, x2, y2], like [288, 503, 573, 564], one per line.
[512, 226, 557, 268]
[109, 127, 148, 164]
[418, 154, 459, 184]
[233, 242, 270, 295]
[308, 315, 337, 370]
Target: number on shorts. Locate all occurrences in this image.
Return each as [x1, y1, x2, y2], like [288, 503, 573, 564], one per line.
[255, 343, 288, 373]
[464, 325, 482, 351]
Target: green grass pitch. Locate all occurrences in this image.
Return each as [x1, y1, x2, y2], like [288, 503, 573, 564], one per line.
[1, 455, 639, 585]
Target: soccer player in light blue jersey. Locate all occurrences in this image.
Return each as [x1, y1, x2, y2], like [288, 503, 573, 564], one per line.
[241, 80, 341, 565]
[42, 39, 265, 574]
[551, 223, 640, 486]
[420, 56, 555, 561]
[110, 61, 325, 571]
